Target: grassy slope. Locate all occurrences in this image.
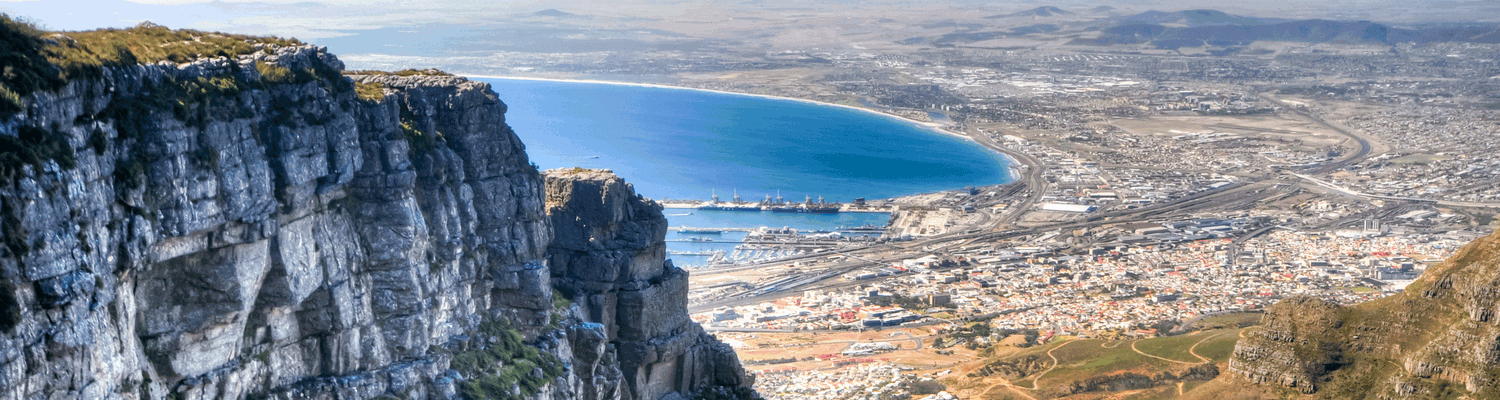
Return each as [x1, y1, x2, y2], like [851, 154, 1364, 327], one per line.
[955, 328, 1246, 399]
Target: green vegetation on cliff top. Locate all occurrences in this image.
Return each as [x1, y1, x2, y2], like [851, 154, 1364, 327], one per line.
[1, 14, 300, 114]
[0, 15, 369, 185]
[346, 68, 453, 77]
[354, 81, 385, 102]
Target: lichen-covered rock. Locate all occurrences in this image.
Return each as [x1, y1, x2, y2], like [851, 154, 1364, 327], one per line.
[1229, 229, 1500, 398]
[0, 35, 749, 399]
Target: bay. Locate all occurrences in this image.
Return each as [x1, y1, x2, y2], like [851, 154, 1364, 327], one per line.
[481, 78, 1012, 202]
[479, 77, 1011, 265]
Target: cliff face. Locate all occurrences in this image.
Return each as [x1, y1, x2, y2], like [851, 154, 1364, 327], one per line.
[0, 34, 749, 400]
[1229, 229, 1500, 398]
[544, 170, 751, 400]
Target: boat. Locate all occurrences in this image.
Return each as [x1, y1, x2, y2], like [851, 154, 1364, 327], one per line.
[700, 205, 761, 211]
[805, 205, 840, 213]
[690, 237, 715, 242]
[838, 225, 887, 232]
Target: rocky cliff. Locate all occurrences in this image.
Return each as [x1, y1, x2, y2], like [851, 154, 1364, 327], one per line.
[545, 169, 751, 400]
[1229, 229, 1500, 398]
[0, 22, 750, 400]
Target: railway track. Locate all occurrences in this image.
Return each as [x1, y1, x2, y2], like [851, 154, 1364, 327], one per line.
[692, 97, 1388, 313]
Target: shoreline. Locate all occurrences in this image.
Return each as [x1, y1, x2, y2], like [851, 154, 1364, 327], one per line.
[463, 74, 1024, 183]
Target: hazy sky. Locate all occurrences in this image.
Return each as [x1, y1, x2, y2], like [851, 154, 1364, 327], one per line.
[3, 0, 1495, 41]
[0, 0, 551, 38]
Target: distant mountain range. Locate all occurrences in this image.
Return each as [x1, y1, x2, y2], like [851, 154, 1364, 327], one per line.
[1086, 14, 1500, 48]
[1114, 9, 1283, 27]
[532, 9, 581, 18]
[917, 7, 1500, 49]
[987, 6, 1072, 19]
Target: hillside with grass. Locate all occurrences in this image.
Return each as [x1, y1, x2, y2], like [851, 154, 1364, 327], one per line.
[941, 321, 1249, 399]
[1227, 229, 1500, 399]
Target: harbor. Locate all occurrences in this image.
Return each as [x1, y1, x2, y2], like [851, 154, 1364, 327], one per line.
[659, 190, 897, 214]
[669, 226, 887, 266]
[663, 207, 894, 268]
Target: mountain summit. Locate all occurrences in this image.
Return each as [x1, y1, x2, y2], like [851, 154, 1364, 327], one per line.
[988, 6, 1073, 18]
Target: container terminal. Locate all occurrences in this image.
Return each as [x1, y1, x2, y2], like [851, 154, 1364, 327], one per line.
[659, 190, 893, 214]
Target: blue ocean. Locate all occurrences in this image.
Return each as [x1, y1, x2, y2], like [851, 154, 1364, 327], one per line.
[479, 78, 1010, 265]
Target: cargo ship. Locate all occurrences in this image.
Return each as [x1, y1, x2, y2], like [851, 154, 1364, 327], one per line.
[662, 190, 849, 213]
[805, 204, 840, 213]
[698, 189, 763, 211]
[837, 225, 886, 233]
[699, 204, 762, 211]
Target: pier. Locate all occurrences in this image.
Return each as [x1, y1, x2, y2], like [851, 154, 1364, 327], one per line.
[658, 194, 895, 214]
[674, 226, 757, 233]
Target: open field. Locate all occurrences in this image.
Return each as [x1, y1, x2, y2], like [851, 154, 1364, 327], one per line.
[945, 328, 1247, 399]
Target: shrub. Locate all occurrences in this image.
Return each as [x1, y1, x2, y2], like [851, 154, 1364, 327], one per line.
[0, 14, 65, 114]
[0, 125, 76, 179]
[88, 129, 107, 155]
[354, 81, 385, 102]
[0, 85, 23, 114]
[909, 380, 946, 395]
[113, 153, 147, 189]
[400, 119, 442, 156]
[0, 15, 302, 116]
[255, 61, 293, 84]
[346, 68, 452, 77]
[51, 22, 298, 70]
[451, 321, 565, 399]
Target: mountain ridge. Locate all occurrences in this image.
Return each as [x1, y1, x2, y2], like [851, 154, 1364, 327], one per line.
[1229, 228, 1500, 398]
[1079, 10, 1500, 48]
[987, 6, 1072, 19]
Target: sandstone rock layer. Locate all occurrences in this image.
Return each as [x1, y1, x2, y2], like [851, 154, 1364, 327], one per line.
[0, 41, 750, 400]
[545, 169, 752, 400]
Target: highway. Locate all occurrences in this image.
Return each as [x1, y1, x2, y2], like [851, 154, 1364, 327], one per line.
[966, 128, 1048, 228]
[1256, 93, 1372, 174]
[1292, 172, 1500, 209]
